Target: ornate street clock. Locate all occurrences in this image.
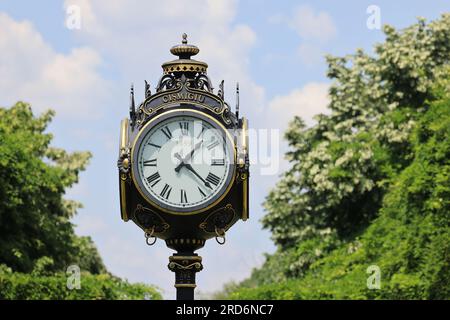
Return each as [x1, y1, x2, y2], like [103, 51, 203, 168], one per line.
[117, 34, 249, 300]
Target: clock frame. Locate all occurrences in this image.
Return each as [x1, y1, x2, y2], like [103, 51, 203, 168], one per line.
[130, 108, 237, 215]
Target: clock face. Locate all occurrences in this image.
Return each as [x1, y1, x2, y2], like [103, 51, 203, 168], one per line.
[132, 110, 235, 214]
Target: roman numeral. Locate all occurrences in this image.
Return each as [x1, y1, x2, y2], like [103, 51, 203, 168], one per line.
[179, 122, 189, 135]
[180, 189, 188, 203]
[160, 184, 172, 199]
[198, 187, 206, 198]
[207, 140, 220, 150]
[148, 142, 161, 149]
[211, 159, 225, 166]
[197, 125, 206, 139]
[146, 172, 161, 187]
[161, 126, 172, 140]
[143, 159, 157, 166]
[206, 172, 220, 186]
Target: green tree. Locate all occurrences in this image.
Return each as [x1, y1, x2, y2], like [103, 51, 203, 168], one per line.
[0, 264, 162, 300]
[225, 14, 450, 298]
[0, 102, 161, 299]
[265, 14, 450, 249]
[230, 76, 449, 299]
[0, 102, 104, 273]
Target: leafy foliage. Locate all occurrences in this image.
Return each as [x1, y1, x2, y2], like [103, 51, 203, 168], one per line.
[230, 85, 449, 299]
[225, 15, 450, 299]
[264, 14, 450, 250]
[0, 102, 103, 273]
[0, 265, 161, 300]
[0, 102, 161, 299]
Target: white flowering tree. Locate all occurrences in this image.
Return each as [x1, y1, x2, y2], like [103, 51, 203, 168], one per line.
[260, 14, 450, 277]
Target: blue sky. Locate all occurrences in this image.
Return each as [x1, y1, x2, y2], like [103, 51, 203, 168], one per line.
[0, 0, 448, 299]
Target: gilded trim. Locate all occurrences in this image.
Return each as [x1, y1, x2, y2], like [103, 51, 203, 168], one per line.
[119, 118, 130, 221]
[120, 178, 129, 221]
[174, 284, 197, 288]
[242, 117, 249, 221]
[162, 61, 207, 75]
[170, 256, 202, 262]
[242, 117, 248, 154]
[120, 118, 129, 154]
[242, 177, 248, 221]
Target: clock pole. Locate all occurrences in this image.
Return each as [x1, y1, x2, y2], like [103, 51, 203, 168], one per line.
[168, 252, 203, 300]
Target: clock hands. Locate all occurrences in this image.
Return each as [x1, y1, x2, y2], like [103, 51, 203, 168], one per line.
[184, 164, 213, 189]
[174, 140, 203, 173]
[175, 154, 212, 189]
[174, 152, 185, 170]
[173, 141, 212, 189]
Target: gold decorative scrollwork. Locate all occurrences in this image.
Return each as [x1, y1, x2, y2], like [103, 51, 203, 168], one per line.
[140, 74, 232, 126]
[199, 204, 236, 234]
[134, 204, 170, 235]
[168, 261, 202, 270]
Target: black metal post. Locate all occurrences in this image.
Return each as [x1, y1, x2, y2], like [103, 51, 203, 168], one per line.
[168, 253, 203, 300]
[176, 287, 194, 300]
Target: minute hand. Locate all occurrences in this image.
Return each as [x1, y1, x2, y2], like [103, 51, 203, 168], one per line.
[184, 164, 212, 189]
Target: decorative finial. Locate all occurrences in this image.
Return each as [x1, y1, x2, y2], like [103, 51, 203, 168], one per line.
[129, 83, 136, 126]
[218, 80, 224, 99]
[236, 82, 240, 119]
[145, 80, 151, 99]
[163, 35, 207, 74]
[169, 34, 199, 59]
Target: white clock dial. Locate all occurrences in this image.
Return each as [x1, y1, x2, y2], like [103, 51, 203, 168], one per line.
[133, 111, 234, 213]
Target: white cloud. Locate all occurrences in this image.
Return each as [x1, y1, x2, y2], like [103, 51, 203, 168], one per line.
[269, 82, 330, 127]
[268, 5, 336, 67]
[289, 5, 337, 42]
[269, 5, 336, 42]
[0, 12, 109, 118]
[297, 43, 324, 66]
[63, 0, 264, 111]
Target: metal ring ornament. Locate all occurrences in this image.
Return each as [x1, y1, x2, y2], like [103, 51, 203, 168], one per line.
[215, 227, 226, 245]
[145, 227, 157, 246]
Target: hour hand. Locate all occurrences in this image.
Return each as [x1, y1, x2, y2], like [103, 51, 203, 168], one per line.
[174, 153, 185, 172]
[174, 140, 202, 172]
